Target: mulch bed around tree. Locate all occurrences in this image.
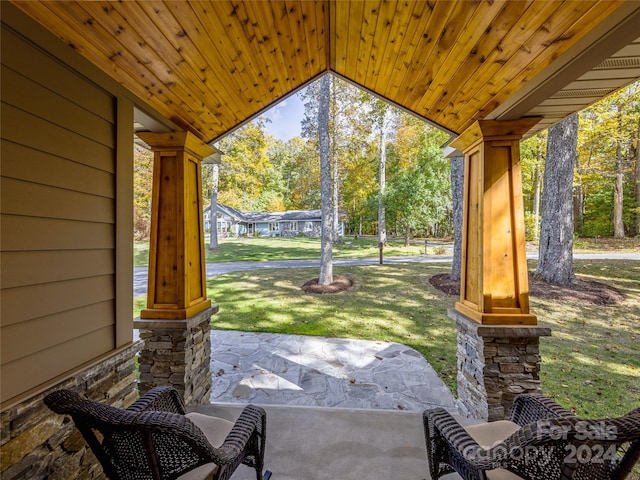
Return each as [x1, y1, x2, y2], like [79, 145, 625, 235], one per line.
[301, 275, 354, 294]
[429, 272, 625, 305]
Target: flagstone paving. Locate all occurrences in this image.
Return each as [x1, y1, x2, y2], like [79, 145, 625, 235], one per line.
[209, 330, 458, 412]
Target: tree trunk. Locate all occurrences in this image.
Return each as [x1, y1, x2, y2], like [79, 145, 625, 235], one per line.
[318, 74, 333, 285]
[450, 155, 464, 281]
[332, 146, 340, 242]
[330, 76, 340, 243]
[536, 114, 578, 285]
[634, 129, 640, 237]
[209, 164, 219, 251]
[378, 116, 387, 247]
[533, 160, 542, 240]
[573, 155, 584, 237]
[613, 141, 625, 239]
[404, 225, 410, 247]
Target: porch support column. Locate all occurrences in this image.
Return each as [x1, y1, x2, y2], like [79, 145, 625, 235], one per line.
[448, 118, 551, 421]
[450, 118, 541, 325]
[134, 131, 216, 404]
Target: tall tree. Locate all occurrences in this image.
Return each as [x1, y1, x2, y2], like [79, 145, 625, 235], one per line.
[613, 136, 625, 238]
[318, 74, 333, 285]
[301, 76, 372, 240]
[520, 132, 547, 240]
[215, 120, 271, 210]
[373, 101, 392, 246]
[384, 114, 451, 242]
[133, 145, 154, 240]
[450, 156, 464, 281]
[536, 113, 578, 285]
[634, 124, 640, 236]
[577, 82, 640, 237]
[209, 163, 219, 250]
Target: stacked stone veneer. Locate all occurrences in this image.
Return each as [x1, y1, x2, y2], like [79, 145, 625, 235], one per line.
[0, 342, 141, 480]
[449, 308, 551, 422]
[134, 306, 215, 405]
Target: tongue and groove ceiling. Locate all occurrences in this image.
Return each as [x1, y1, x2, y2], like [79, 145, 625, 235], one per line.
[12, 1, 640, 143]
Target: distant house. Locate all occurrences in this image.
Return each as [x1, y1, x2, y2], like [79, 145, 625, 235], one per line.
[203, 203, 344, 238]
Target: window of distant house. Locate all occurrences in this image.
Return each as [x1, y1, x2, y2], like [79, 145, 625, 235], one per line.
[269, 223, 279, 232]
[289, 222, 298, 231]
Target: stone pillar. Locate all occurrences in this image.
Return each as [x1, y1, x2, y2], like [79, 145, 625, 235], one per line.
[450, 309, 551, 421]
[450, 118, 541, 325]
[134, 131, 217, 404]
[135, 307, 216, 404]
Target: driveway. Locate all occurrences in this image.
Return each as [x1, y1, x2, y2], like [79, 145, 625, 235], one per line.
[133, 252, 640, 297]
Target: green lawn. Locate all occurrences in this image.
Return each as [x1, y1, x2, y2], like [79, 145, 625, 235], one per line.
[134, 236, 444, 267]
[202, 259, 639, 419]
[133, 258, 639, 419]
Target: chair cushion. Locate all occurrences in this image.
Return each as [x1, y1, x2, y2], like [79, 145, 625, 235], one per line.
[186, 412, 235, 448]
[177, 463, 218, 480]
[177, 413, 236, 480]
[464, 420, 521, 449]
[486, 469, 524, 480]
[464, 420, 524, 480]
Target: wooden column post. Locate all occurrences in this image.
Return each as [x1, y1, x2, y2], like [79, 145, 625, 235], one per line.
[137, 131, 213, 320]
[450, 118, 541, 325]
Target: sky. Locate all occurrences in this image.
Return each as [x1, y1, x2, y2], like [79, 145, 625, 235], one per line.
[261, 93, 305, 141]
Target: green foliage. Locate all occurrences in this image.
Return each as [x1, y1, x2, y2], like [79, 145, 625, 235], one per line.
[583, 187, 614, 237]
[381, 114, 451, 238]
[519, 80, 640, 241]
[576, 81, 640, 238]
[215, 120, 273, 209]
[523, 211, 539, 241]
[133, 146, 153, 240]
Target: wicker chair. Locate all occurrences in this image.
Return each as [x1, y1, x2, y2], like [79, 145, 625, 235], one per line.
[44, 386, 271, 480]
[424, 394, 640, 480]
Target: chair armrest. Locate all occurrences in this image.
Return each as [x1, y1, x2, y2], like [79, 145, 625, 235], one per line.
[208, 405, 267, 466]
[510, 393, 575, 427]
[127, 386, 187, 415]
[424, 408, 498, 477]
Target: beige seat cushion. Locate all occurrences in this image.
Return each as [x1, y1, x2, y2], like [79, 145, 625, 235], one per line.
[464, 420, 524, 480]
[177, 413, 236, 480]
[464, 420, 521, 449]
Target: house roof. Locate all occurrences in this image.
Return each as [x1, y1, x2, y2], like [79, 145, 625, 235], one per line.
[12, 1, 640, 143]
[208, 203, 322, 223]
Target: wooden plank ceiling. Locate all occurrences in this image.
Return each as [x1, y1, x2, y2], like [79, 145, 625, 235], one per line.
[12, 0, 640, 144]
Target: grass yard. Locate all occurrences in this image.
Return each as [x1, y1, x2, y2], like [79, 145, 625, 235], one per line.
[134, 236, 443, 267]
[200, 259, 638, 419]
[133, 236, 639, 419]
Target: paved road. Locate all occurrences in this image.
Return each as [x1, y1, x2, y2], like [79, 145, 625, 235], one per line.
[133, 252, 640, 297]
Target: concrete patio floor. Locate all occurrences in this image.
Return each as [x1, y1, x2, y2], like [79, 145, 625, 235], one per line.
[199, 331, 465, 480]
[190, 403, 433, 480]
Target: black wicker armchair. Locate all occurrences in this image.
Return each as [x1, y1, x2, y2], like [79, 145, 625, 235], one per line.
[44, 386, 271, 480]
[424, 394, 640, 480]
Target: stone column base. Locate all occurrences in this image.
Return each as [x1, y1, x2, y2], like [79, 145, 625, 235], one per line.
[449, 308, 551, 421]
[134, 305, 217, 405]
